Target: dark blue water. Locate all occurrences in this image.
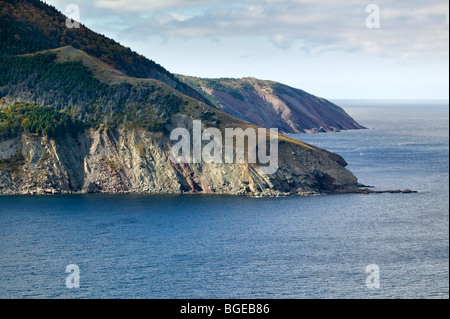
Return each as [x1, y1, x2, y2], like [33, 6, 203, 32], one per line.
[0, 100, 448, 299]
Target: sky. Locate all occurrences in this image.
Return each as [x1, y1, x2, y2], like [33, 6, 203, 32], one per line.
[45, 0, 449, 100]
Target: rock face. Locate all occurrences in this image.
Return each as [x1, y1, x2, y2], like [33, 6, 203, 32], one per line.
[0, 123, 359, 196]
[0, 46, 360, 197]
[0, 0, 363, 197]
[177, 76, 366, 134]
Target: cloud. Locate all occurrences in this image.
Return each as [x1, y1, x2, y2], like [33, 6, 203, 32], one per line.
[93, 0, 221, 13]
[46, 0, 449, 58]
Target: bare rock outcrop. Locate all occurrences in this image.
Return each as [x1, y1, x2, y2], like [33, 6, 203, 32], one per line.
[0, 125, 359, 196]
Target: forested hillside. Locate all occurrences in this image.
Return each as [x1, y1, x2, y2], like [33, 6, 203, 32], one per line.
[0, 50, 186, 131]
[0, 0, 210, 104]
[0, 101, 82, 140]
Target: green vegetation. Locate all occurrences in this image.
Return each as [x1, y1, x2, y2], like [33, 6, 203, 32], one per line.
[176, 76, 255, 107]
[0, 52, 108, 112]
[176, 75, 224, 108]
[0, 0, 208, 104]
[199, 111, 220, 126]
[0, 52, 183, 131]
[0, 101, 82, 139]
[0, 0, 170, 79]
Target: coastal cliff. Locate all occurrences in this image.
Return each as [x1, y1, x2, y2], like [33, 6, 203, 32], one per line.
[0, 0, 361, 196]
[0, 111, 359, 196]
[177, 76, 366, 134]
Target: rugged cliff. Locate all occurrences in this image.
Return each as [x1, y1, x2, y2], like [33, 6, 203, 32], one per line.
[177, 76, 366, 134]
[0, 0, 362, 196]
[0, 119, 358, 196]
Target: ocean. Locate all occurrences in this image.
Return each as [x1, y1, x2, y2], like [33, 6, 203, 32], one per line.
[0, 100, 448, 299]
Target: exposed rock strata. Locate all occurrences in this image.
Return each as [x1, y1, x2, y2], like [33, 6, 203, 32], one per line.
[0, 125, 359, 196]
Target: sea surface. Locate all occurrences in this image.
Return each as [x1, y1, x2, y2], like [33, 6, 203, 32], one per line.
[0, 100, 448, 299]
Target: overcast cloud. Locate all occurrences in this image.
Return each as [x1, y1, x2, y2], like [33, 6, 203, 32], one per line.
[45, 0, 449, 99]
[51, 0, 450, 58]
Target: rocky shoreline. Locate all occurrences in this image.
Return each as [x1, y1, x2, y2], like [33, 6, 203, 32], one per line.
[0, 129, 417, 198]
[0, 125, 361, 197]
[355, 188, 418, 195]
[0, 186, 418, 197]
